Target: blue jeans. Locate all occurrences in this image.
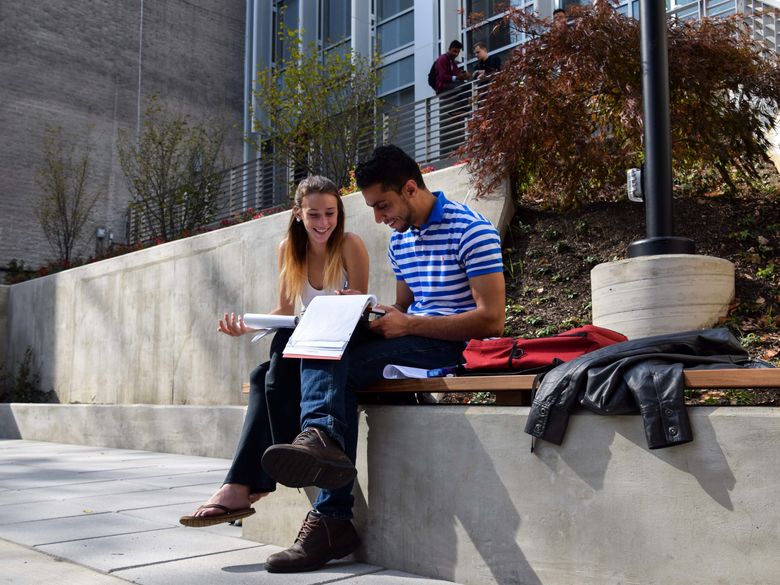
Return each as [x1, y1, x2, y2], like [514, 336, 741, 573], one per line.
[299, 327, 465, 519]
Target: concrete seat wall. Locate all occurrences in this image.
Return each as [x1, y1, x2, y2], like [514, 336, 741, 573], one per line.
[0, 165, 511, 406]
[1, 402, 777, 585]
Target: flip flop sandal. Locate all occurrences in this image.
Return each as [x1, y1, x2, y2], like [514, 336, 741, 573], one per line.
[179, 504, 256, 527]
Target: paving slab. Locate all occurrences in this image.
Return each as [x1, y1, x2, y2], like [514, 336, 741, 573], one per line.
[0, 488, 59, 506]
[113, 545, 381, 585]
[0, 499, 100, 524]
[38, 527, 261, 572]
[109, 469, 228, 489]
[0, 440, 463, 585]
[0, 539, 131, 585]
[21, 478, 156, 500]
[0, 510, 172, 546]
[118, 501, 248, 538]
[336, 570, 462, 584]
[62, 484, 213, 514]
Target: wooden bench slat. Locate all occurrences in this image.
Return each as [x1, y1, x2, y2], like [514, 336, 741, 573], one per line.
[241, 368, 780, 395]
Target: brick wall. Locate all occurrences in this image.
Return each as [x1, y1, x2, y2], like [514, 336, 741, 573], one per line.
[0, 0, 245, 271]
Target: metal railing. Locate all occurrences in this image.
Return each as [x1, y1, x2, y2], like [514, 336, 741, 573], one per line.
[127, 0, 780, 245]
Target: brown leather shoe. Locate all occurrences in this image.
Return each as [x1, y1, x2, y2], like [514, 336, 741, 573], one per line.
[262, 427, 356, 489]
[265, 511, 360, 573]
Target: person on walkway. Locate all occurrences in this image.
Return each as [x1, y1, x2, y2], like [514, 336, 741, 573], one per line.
[434, 39, 471, 95]
[472, 41, 501, 80]
[179, 175, 369, 528]
[260, 144, 506, 573]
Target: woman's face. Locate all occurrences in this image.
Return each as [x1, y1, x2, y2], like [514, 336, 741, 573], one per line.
[297, 191, 340, 245]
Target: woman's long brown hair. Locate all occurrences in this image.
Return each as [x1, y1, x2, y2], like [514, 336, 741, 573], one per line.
[279, 175, 346, 305]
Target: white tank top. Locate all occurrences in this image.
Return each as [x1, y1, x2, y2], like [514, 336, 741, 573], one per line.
[300, 269, 348, 311]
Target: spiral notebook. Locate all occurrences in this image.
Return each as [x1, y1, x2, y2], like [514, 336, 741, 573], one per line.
[282, 294, 377, 360]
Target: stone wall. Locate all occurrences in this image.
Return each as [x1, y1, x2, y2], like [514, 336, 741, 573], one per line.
[1, 402, 777, 585]
[0, 0, 245, 271]
[3, 165, 510, 406]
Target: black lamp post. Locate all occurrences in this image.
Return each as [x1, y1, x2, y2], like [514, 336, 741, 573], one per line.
[627, 0, 695, 258]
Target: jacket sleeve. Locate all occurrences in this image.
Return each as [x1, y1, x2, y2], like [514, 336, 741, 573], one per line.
[435, 54, 452, 93]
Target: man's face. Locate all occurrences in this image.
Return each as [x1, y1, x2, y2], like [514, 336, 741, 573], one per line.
[474, 46, 488, 61]
[361, 183, 414, 233]
[447, 47, 461, 59]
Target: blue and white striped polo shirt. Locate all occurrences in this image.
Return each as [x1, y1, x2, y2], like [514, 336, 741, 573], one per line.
[388, 191, 503, 316]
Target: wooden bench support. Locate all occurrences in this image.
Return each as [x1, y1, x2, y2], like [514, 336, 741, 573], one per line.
[241, 368, 780, 406]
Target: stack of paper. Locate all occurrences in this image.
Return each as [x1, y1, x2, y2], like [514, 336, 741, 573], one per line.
[283, 294, 377, 360]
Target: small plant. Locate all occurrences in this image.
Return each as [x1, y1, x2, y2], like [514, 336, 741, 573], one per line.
[552, 240, 571, 254]
[4, 259, 35, 285]
[583, 255, 601, 269]
[0, 348, 54, 403]
[574, 220, 588, 235]
[524, 315, 544, 326]
[514, 220, 533, 236]
[543, 227, 561, 241]
[757, 263, 775, 280]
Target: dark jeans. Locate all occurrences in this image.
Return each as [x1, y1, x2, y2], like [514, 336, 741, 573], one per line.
[223, 328, 301, 493]
[299, 327, 465, 519]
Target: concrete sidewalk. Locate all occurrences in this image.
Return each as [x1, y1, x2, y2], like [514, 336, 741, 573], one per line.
[0, 439, 458, 585]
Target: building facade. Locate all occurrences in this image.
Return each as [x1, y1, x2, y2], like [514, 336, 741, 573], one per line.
[0, 1, 246, 273]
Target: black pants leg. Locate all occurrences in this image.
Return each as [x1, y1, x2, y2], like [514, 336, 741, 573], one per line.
[223, 328, 301, 493]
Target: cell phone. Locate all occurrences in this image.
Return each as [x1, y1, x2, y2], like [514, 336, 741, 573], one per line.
[367, 309, 386, 321]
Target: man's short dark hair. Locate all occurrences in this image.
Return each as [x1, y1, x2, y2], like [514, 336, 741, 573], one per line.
[473, 41, 488, 51]
[355, 145, 425, 193]
[553, 8, 566, 15]
[448, 40, 463, 50]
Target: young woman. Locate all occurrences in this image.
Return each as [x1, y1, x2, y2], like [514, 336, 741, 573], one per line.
[180, 175, 369, 527]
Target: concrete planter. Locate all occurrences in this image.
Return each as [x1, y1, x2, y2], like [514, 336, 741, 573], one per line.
[591, 254, 735, 339]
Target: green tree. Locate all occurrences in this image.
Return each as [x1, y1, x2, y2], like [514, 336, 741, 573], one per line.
[35, 126, 102, 264]
[463, 3, 780, 208]
[250, 24, 382, 191]
[119, 96, 228, 242]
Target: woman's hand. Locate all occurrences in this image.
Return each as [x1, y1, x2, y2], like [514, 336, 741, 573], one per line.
[335, 288, 364, 296]
[218, 312, 254, 337]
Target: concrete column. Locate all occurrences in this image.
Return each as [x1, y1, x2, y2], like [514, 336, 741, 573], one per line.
[0, 285, 8, 375]
[351, 0, 371, 58]
[299, 0, 317, 47]
[439, 0, 462, 57]
[768, 112, 780, 173]
[591, 254, 735, 339]
[414, 1, 438, 102]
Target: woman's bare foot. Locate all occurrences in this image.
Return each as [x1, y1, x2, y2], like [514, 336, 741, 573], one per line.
[191, 484, 267, 518]
[249, 492, 269, 504]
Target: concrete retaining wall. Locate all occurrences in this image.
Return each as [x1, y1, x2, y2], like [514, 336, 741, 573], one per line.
[1, 402, 777, 585]
[4, 165, 510, 406]
[0, 285, 8, 374]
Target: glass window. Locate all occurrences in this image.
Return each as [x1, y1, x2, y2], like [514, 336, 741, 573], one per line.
[323, 0, 350, 48]
[377, 11, 414, 55]
[378, 55, 414, 95]
[377, 0, 413, 22]
[274, 0, 299, 63]
[466, 18, 515, 53]
[468, 0, 529, 19]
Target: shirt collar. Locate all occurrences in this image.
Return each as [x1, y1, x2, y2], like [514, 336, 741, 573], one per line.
[418, 191, 446, 231]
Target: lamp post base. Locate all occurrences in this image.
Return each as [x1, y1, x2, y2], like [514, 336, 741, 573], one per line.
[627, 236, 695, 258]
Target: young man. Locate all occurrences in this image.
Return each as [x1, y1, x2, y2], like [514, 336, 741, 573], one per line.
[434, 39, 471, 95]
[473, 41, 501, 80]
[260, 145, 506, 573]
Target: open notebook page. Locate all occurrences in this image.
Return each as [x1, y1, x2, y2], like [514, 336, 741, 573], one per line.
[283, 294, 377, 359]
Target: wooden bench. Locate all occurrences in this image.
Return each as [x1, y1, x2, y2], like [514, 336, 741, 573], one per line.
[242, 368, 780, 406]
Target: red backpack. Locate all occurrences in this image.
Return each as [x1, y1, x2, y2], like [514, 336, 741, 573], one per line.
[462, 325, 627, 373]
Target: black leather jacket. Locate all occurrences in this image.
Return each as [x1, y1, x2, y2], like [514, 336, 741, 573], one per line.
[524, 328, 752, 449]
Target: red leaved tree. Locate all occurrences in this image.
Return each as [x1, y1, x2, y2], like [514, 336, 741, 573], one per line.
[462, 2, 780, 208]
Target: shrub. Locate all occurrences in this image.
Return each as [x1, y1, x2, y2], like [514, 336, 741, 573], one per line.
[463, 2, 780, 208]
